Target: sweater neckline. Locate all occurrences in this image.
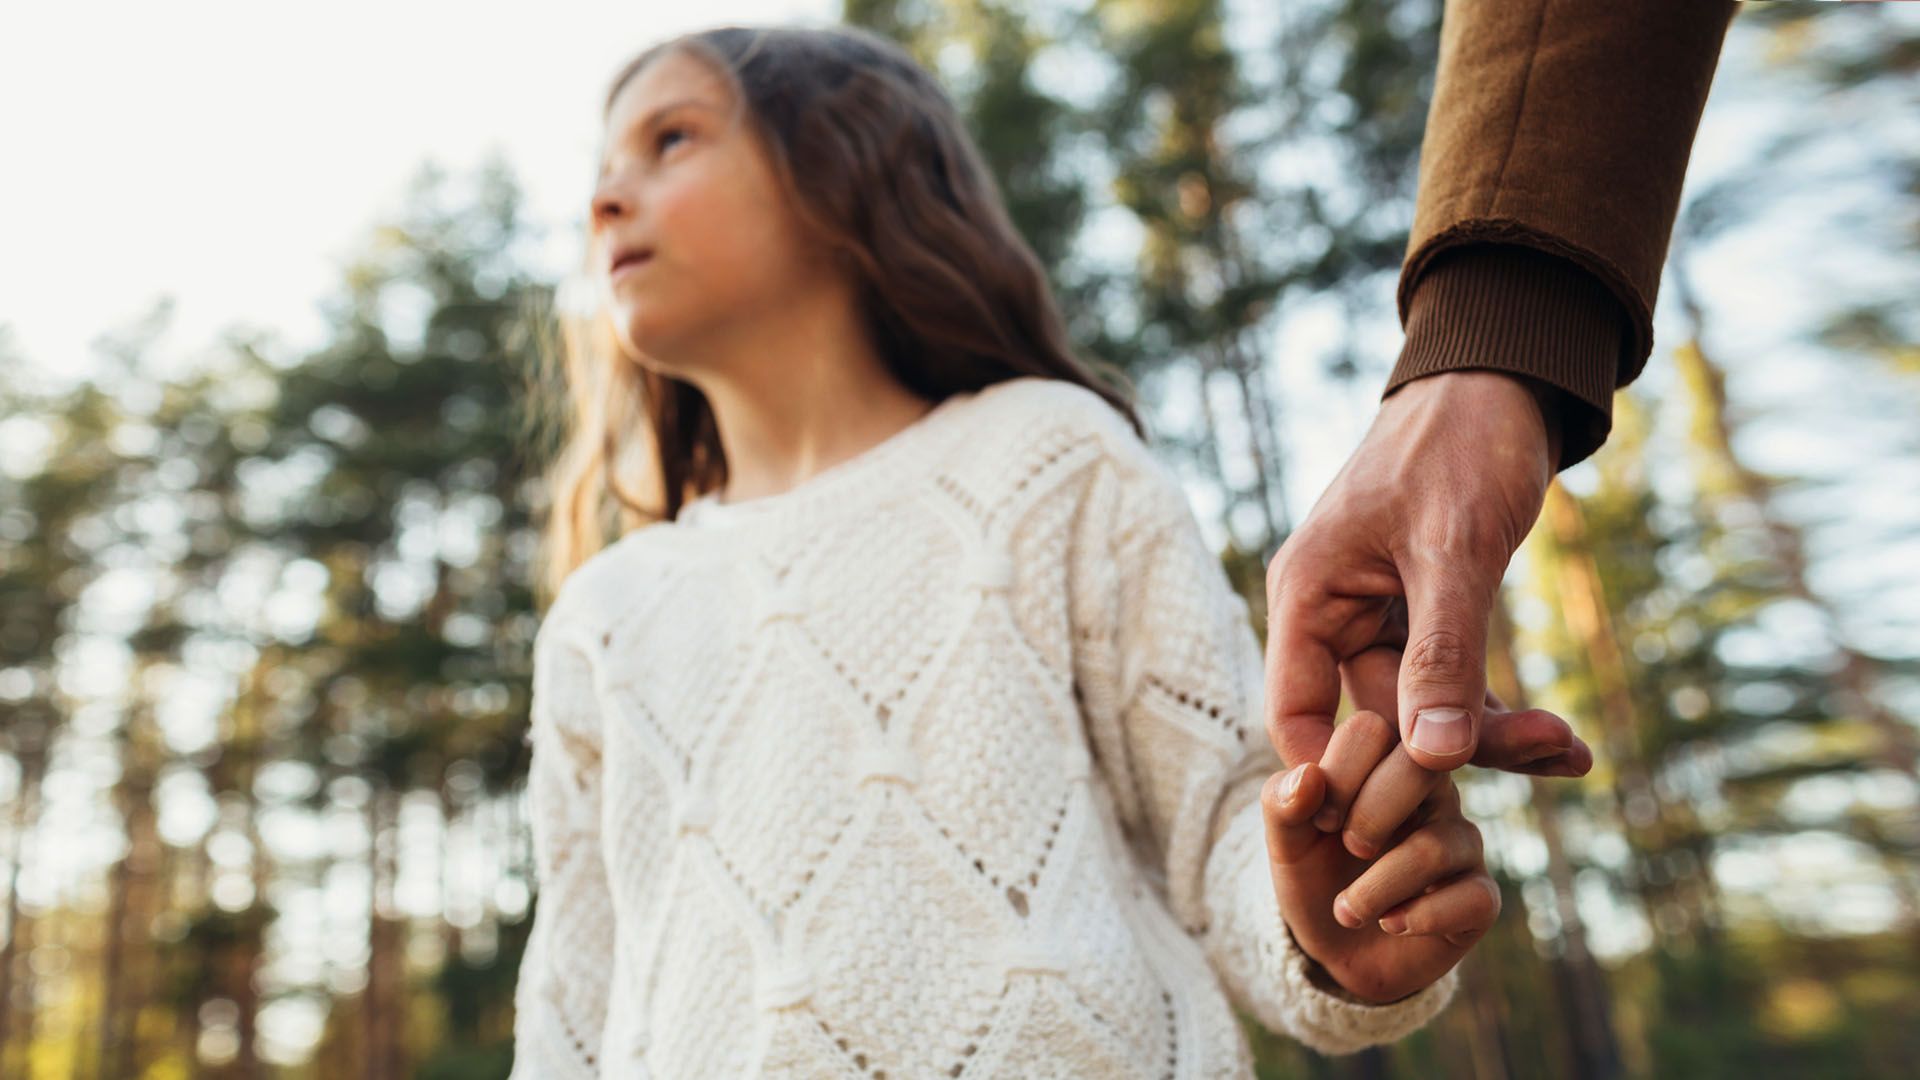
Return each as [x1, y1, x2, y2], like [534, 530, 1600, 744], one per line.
[672, 384, 984, 530]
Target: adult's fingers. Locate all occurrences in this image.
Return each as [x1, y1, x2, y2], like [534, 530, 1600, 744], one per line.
[1376, 870, 1504, 946]
[1309, 709, 1397, 835]
[1503, 743, 1595, 778]
[1394, 555, 1499, 771]
[1338, 643, 1404, 740]
[1263, 553, 1346, 769]
[1262, 763, 1327, 865]
[1354, 660, 1590, 779]
[1332, 818, 1483, 929]
[1470, 692, 1594, 777]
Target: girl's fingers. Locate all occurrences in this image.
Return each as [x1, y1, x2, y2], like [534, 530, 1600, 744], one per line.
[1331, 818, 1482, 929]
[1339, 745, 1442, 860]
[1310, 709, 1397, 836]
[1262, 763, 1327, 865]
[1376, 870, 1504, 944]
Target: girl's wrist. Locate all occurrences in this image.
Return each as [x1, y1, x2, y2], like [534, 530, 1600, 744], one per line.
[1302, 951, 1362, 1001]
[1287, 920, 1426, 1006]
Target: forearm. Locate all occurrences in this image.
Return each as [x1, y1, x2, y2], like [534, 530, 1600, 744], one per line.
[1391, 0, 1740, 471]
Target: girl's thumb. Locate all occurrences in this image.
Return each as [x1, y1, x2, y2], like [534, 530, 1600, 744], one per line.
[1263, 763, 1325, 865]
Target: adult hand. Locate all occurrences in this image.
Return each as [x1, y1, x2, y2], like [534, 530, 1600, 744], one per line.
[1262, 369, 1569, 778]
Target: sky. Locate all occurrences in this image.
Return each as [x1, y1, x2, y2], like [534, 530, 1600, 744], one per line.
[0, 0, 839, 383]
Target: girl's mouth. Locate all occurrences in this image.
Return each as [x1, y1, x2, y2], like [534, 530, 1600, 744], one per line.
[609, 246, 655, 278]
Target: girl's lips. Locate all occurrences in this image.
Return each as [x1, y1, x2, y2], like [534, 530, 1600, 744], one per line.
[610, 253, 652, 280]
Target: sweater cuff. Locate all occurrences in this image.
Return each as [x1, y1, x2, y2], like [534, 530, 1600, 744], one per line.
[1271, 917, 1460, 1056]
[1383, 243, 1628, 473]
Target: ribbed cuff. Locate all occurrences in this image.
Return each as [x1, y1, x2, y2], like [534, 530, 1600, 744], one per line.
[1383, 243, 1627, 473]
[1273, 918, 1460, 1056]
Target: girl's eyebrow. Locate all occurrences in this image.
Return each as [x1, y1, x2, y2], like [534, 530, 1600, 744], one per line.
[598, 98, 721, 175]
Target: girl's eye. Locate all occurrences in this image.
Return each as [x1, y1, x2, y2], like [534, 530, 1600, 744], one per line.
[654, 125, 689, 156]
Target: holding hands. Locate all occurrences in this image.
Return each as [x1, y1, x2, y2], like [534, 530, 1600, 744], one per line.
[1254, 369, 1594, 1003]
[1258, 696, 1589, 1005]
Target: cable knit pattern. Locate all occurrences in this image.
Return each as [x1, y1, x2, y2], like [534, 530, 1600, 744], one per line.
[509, 376, 1458, 1078]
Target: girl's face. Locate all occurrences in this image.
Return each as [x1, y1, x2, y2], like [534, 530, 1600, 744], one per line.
[590, 50, 824, 375]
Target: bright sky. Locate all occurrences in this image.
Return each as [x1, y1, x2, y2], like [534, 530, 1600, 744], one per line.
[0, 0, 838, 382]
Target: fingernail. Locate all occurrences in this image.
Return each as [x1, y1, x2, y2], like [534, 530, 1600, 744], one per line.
[1312, 807, 1341, 833]
[1379, 913, 1409, 935]
[1280, 765, 1304, 802]
[1410, 707, 1471, 756]
[1333, 895, 1361, 929]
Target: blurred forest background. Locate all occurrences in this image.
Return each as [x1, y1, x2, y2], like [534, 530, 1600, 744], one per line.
[3, 0, 1918, 1077]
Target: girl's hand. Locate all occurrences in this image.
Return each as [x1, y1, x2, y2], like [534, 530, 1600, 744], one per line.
[1259, 710, 1507, 1005]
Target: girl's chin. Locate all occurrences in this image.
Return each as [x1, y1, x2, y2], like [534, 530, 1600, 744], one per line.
[612, 311, 664, 347]
[613, 322, 689, 369]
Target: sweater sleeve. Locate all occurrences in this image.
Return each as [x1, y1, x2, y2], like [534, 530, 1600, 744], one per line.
[1066, 427, 1458, 1055]
[1386, 0, 1740, 472]
[510, 616, 621, 1080]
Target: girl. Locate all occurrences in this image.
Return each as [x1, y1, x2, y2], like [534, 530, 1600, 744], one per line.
[513, 23, 1585, 1078]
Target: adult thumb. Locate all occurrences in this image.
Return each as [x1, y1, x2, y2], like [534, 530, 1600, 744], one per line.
[1396, 559, 1495, 771]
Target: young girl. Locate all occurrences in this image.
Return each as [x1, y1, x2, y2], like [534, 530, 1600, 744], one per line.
[512, 23, 1584, 1078]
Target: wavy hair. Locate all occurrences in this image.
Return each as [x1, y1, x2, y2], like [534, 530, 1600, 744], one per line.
[531, 23, 1144, 607]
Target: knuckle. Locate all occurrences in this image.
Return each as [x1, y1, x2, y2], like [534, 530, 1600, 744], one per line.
[1439, 821, 1481, 866]
[1403, 628, 1473, 683]
[1408, 517, 1510, 570]
[1348, 709, 1394, 746]
[1408, 828, 1449, 869]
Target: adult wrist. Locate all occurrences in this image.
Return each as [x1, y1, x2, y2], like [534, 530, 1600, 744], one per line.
[1384, 243, 1626, 472]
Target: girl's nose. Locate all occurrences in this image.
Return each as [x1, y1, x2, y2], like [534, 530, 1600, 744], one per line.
[592, 183, 629, 226]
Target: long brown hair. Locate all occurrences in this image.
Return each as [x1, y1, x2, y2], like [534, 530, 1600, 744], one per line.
[531, 23, 1145, 607]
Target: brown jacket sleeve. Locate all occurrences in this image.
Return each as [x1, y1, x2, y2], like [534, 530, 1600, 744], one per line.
[1383, 0, 1741, 472]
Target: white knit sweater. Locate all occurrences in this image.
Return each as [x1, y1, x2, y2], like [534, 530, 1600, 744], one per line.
[510, 376, 1458, 1078]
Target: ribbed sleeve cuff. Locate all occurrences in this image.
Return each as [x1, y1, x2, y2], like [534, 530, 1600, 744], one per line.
[1384, 243, 1628, 473]
[1272, 918, 1460, 1057]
